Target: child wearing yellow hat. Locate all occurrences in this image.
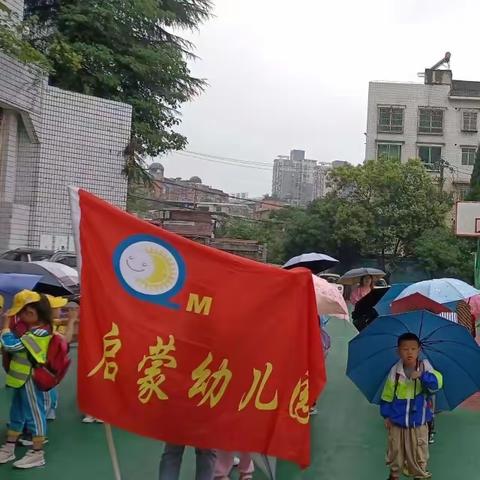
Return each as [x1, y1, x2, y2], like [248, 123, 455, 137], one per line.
[18, 295, 72, 446]
[0, 290, 53, 469]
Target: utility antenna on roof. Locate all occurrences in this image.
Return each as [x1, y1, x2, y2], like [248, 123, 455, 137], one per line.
[431, 52, 451, 70]
[418, 52, 451, 78]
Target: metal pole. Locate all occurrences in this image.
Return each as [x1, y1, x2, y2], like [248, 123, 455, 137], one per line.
[104, 424, 122, 480]
[438, 158, 445, 193]
[475, 239, 480, 289]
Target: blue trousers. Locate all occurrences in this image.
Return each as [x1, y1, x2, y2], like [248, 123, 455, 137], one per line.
[44, 388, 58, 415]
[9, 379, 47, 437]
[159, 444, 217, 480]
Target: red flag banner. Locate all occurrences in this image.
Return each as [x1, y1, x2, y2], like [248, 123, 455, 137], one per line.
[70, 188, 326, 467]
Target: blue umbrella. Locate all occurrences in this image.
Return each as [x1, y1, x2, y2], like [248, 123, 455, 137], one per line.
[374, 283, 411, 316]
[395, 278, 480, 305]
[0, 273, 43, 310]
[347, 310, 480, 410]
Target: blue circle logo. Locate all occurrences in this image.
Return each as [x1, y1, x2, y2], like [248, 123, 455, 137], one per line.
[113, 235, 186, 309]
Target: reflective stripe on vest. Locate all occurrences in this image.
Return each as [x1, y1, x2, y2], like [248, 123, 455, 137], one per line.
[6, 351, 32, 388]
[6, 333, 51, 388]
[21, 332, 51, 365]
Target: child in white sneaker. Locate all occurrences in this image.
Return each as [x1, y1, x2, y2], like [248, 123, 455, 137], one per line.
[0, 290, 53, 469]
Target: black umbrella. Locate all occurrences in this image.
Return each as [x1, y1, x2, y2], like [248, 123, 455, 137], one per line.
[0, 260, 76, 296]
[283, 253, 339, 274]
[339, 267, 386, 286]
[352, 287, 390, 332]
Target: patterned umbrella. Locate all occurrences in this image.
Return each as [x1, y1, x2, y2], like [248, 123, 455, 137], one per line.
[395, 278, 480, 305]
[312, 275, 349, 320]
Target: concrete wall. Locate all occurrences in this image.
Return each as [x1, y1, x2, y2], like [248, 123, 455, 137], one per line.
[365, 81, 480, 191]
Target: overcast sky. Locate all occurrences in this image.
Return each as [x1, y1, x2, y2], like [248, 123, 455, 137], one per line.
[160, 0, 478, 196]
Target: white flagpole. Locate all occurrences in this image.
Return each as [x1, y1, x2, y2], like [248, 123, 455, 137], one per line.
[104, 424, 123, 480]
[68, 186, 83, 274]
[69, 188, 122, 480]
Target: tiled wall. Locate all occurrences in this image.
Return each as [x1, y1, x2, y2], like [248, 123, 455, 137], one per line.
[29, 87, 132, 247]
[0, 52, 132, 251]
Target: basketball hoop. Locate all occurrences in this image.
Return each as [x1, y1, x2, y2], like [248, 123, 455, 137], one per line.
[455, 202, 480, 288]
[455, 202, 480, 238]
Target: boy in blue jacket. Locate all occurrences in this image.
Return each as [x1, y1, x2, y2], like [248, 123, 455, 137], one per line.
[381, 333, 443, 480]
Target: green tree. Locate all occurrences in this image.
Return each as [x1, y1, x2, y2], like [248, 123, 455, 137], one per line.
[0, 4, 51, 70]
[283, 158, 451, 271]
[414, 227, 474, 282]
[466, 147, 480, 201]
[126, 182, 155, 217]
[330, 158, 450, 264]
[282, 198, 372, 264]
[22, 0, 212, 180]
[217, 208, 301, 265]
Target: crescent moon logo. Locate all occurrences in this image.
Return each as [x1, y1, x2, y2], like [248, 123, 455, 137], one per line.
[113, 235, 186, 309]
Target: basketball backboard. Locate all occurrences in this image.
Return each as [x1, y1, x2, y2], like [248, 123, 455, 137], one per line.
[455, 201, 480, 237]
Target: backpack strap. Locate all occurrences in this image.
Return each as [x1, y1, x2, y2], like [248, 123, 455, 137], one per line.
[392, 372, 400, 399]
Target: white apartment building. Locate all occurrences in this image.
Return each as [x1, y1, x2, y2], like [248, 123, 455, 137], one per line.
[272, 150, 318, 206]
[272, 150, 351, 205]
[313, 160, 349, 198]
[366, 65, 480, 199]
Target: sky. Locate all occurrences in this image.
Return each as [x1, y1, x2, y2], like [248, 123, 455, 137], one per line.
[160, 0, 478, 197]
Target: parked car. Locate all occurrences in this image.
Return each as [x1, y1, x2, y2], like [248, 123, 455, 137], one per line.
[50, 251, 77, 268]
[374, 278, 388, 288]
[0, 248, 77, 268]
[318, 273, 344, 296]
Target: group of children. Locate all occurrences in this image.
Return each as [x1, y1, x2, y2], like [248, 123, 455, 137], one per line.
[137, 279, 446, 480]
[0, 282, 444, 478]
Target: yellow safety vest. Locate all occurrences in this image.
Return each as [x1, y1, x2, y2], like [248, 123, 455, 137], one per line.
[6, 333, 51, 388]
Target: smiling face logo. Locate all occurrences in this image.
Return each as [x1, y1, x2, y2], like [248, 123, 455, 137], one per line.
[114, 235, 185, 309]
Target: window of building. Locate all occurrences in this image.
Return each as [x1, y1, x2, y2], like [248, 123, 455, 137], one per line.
[461, 147, 477, 166]
[418, 109, 444, 134]
[418, 146, 441, 170]
[463, 111, 478, 132]
[377, 107, 404, 133]
[377, 143, 401, 161]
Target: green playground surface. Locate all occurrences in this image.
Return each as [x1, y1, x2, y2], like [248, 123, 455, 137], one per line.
[1, 320, 479, 479]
